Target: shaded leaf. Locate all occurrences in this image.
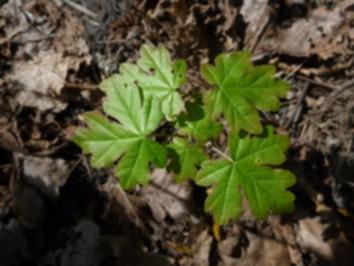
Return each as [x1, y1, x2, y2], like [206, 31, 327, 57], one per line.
[177, 98, 222, 143]
[168, 138, 207, 183]
[179, 116, 222, 143]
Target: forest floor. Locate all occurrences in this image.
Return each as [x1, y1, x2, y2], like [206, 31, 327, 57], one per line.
[1, 0, 354, 265]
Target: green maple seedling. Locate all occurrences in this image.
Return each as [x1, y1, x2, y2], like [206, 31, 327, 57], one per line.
[73, 44, 296, 224]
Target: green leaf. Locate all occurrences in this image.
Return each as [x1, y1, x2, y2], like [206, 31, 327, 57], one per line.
[177, 98, 222, 143]
[121, 44, 187, 120]
[115, 138, 166, 188]
[73, 112, 139, 168]
[168, 138, 207, 183]
[201, 51, 289, 134]
[74, 44, 297, 223]
[179, 115, 222, 143]
[100, 74, 163, 135]
[195, 126, 296, 224]
[74, 81, 167, 189]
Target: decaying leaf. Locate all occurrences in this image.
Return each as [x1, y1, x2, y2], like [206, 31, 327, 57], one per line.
[259, 4, 352, 59]
[10, 51, 69, 112]
[10, 173, 45, 228]
[237, 231, 291, 266]
[2, 0, 91, 112]
[23, 155, 70, 198]
[241, 0, 270, 50]
[297, 217, 354, 266]
[142, 169, 193, 222]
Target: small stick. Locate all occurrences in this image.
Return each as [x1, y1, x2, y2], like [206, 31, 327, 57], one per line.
[329, 79, 354, 98]
[60, 0, 98, 19]
[318, 78, 354, 118]
[296, 75, 337, 91]
[287, 82, 310, 131]
[284, 63, 304, 81]
[65, 82, 99, 90]
[251, 18, 270, 53]
[251, 52, 271, 62]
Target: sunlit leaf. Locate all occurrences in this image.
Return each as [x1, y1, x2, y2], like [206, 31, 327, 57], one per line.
[74, 81, 166, 189]
[201, 51, 289, 133]
[195, 126, 296, 224]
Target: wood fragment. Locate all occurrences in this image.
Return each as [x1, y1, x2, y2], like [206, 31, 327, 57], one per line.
[329, 79, 354, 98]
[60, 0, 98, 19]
[287, 82, 310, 133]
[296, 75, 337, 91]
[64, 82, 99, 90]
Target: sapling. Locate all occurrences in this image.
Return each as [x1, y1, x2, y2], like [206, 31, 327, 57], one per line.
[73, 44, 296, 224]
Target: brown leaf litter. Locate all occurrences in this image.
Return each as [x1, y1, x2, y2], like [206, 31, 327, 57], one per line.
[0, 0, 354, 265]
[1, 0, 91, 112]
[257, 0, 354, 60]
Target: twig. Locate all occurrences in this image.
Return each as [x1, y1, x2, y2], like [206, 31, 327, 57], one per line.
[211, 147, 233, 162]
[284, 62, 304, 81]
[296, 75, 337, 90]
[318, 78, 354, 118]
[329, 78, 354, 98]
[251, 52, 271, 62]
[287, 82, 310, 133]
[60, 0, 98, 19]
[65, 82, 99, 90]
[251, 18, 270, 53]
[275, 71, 284, 78]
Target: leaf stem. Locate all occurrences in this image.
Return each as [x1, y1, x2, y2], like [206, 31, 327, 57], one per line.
[211, 147, 233, 162]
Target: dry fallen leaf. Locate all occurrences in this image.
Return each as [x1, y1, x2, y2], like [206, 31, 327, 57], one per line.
[100, 176, 145, 231]
[259, 4, 351, 59]
[23, 155, 70, 198]
[241, 0, 270, 50]
[179, 227, 212, 266]
[297, 217, 354, 266]
[11, 51, 69, 112]
[236, 231, 291, 266]
[142, 169, 194, 222]
[218, 220, 292, 266]
[2, 0, 91, 112]
[10, 172, 45, 228]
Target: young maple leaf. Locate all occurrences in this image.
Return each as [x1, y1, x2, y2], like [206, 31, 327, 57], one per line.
[179, 116, 222, 143]
[195, 126, 296, 224]
[120, 44, 187, 120]
[177, 98, 222, 143]
[201, 51, 289, 134]
[168, 138, 207, 183]
[73, 75, 166, 189]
